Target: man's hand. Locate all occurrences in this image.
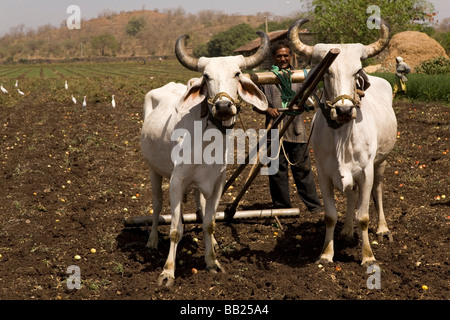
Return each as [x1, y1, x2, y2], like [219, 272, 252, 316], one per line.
[266, 107, 280, 118]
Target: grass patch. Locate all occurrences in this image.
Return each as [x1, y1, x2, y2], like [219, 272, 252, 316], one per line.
[372, 73, 450, 103]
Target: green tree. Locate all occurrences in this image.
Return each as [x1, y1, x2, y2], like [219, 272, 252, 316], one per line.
[193, 43, 209, 58]
[125, 17, 146, 36]
[90, 33, 118, 56]
[301, 0, 436, 44]
[434, 31, 450, 54]
[206, 23, 257, 57]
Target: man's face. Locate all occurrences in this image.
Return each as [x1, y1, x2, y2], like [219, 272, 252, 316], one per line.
[273, 47, 292, 69]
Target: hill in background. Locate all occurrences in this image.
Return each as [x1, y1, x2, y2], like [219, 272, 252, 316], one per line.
[0, 9, 289, 62]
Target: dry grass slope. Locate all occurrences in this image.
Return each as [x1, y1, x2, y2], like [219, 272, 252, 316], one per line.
[0, 10, 270, 61]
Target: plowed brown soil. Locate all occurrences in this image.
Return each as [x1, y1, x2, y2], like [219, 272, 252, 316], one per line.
[0, 95, 448, 301]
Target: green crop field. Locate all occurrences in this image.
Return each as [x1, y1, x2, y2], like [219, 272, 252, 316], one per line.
[0, 60, 197, 80]
[1, 61, 449, 108]
[0, 60, 198, 108]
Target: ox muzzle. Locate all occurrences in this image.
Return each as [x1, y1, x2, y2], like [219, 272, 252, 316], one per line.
[325, 70, 369, 125]
[206, 92, 243, 133]
[207, 92, 242, 120]
[327, 94, 360, 124]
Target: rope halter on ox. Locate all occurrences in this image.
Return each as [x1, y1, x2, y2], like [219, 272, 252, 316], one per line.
[320, 69, 370, 129]
[206, 91, 244, 134]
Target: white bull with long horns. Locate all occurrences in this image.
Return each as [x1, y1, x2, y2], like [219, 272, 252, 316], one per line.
[141, 31, 270, 286]
[288, 18, 397, 266]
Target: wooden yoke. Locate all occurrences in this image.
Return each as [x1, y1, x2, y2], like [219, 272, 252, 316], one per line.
[242, 69, 309, 85]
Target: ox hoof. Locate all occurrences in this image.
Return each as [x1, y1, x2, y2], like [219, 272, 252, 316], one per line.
[377, 231, 393, 243]
[339, 231, 355, 243]
[207, 264, 225, 274]
[315, 257, 333, 265]
[361, 259, 377, 268]
[157, 274, 175, 287]
[146, 235, 159, 250]
[145, 241, 158, 250]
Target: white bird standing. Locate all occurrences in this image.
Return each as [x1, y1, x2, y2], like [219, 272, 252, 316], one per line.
[71, 95, 77, 104]
[82, 96, 87, 108]
[65, 80, 68, 90]
[1, 84, 8, 94]
[17, 89, 25, 95]
[111, 95, 116, 108]
[15, 80, 18, 88]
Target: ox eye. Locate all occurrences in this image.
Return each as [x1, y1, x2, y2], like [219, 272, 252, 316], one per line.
[203, 73, 211, 80]
[234, 71, 241, 78]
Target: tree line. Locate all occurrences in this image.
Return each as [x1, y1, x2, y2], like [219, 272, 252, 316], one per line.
[0, 1, 448, 63]
[195, 0, 448, 58]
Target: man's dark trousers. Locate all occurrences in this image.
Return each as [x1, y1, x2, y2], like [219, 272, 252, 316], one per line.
[269, 140, 322, 213]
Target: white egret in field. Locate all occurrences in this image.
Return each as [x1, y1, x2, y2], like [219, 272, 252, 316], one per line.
[17, 89, 25, 95]
[15, 80, 18, 88]
[71, 95, 77, 104]
[65, 80, 68, 90]
[111, 95, 116, 108]
[1, 84, 8, 94]
[83, 96, 87, 108]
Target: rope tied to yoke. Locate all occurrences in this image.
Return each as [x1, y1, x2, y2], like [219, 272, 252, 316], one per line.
[270, 66, 312, 116]
[271, 65, 297, 116]
[268, 66, 313, 166]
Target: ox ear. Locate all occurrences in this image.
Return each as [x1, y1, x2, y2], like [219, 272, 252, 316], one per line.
[177, 77, 207, 114]
[238, 74, 268, 112]
[356, 69, 371, 91]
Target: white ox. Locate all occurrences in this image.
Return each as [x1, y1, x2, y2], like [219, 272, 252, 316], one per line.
[288, 19, 397, 266]
[141, 32, 269, 286]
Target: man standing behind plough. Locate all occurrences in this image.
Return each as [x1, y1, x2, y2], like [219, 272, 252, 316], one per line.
[255, 40, 323, 214]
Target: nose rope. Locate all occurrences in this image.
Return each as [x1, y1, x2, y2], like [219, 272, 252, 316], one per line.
[207, 92, 243, 108]
[326, 94, 359, 109]
[325, 82, 366, 109]
[206, 91, 244, 134]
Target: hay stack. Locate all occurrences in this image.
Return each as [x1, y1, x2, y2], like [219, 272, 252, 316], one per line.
[381, 31, 448, 72]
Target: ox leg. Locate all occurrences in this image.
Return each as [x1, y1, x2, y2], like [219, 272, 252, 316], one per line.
[356, 173, 376, 266]
[317, 176, 337, 264]
[158, 176, 185, 287]
[202, 176, 226, 274]
[340, 186, 358, 241]
[146, 170, 163, 249]
[194, 188, 204, 221]
[194, 189, 219, 251]
[373, 161, 393, 242]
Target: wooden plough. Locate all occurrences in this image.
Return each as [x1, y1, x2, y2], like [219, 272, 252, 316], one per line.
[123, 49, 340, 228]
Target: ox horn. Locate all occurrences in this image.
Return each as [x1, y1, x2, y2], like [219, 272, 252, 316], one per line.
[175, 34, 199, 72]
[364, 18, 390, 58]
[241, 31, 270, 70]
[287, 18, 314, 57]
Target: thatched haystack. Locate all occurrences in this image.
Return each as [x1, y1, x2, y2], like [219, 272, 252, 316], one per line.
[381, 31, 448, 72]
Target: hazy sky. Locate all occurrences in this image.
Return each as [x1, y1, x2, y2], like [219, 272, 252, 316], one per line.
[0, 0, 449, 36]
